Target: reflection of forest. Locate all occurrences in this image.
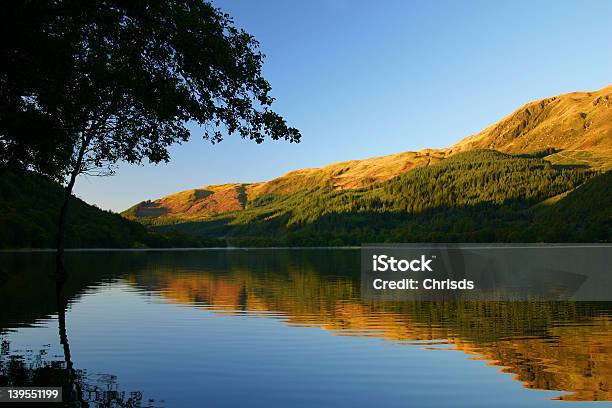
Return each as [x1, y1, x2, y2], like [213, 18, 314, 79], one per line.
[127, 257, 612, 401]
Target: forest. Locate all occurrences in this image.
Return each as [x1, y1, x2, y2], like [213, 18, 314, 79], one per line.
[147, 150, 611, 246]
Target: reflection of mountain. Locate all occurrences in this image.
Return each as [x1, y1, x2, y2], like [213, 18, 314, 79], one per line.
[125, 252, 612, 401]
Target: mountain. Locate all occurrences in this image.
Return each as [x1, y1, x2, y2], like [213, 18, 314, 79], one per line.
[124, 85, 612, 229]
[122, 86, 612, 244]
[0, 170, 224, 249]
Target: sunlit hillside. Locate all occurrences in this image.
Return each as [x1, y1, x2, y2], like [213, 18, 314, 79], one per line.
[123, 85, 612, 233]
[450, 85, 612, 168]
[124, 149, 447, 221]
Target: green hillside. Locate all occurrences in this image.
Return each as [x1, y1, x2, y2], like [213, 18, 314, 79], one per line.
[146, 150, 610, 245]
[0, 171, 224, 249]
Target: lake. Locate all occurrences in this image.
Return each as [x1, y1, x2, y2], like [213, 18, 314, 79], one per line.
[0, 249, 610, 407]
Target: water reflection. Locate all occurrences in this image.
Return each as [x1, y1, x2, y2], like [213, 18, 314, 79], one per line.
[124, 250, 612, 401]
[0, 250, 610, 403]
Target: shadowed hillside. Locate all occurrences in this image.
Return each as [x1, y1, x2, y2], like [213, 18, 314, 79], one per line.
[0, 171, 224, 249]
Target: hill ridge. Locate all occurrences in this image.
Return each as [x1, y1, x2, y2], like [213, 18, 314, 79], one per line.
[123, 85, 612, 222]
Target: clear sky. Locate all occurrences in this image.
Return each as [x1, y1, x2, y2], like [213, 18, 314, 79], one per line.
[74, 0, 612, 212]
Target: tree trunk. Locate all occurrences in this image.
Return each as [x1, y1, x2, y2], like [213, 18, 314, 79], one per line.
[55, 134, 90, 276]
[55, 169, 79, 276]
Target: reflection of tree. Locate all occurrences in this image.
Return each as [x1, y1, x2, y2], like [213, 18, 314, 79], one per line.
[0, 273, 157, 407]
[0, 342, 147, 407]
[56, 272, 83, 404]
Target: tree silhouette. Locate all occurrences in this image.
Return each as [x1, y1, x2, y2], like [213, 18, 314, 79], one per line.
[0, 0, 300, 269]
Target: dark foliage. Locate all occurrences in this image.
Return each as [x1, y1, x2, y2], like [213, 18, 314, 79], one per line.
[0, 0, 300, 180]
[0, 170, 224, 248]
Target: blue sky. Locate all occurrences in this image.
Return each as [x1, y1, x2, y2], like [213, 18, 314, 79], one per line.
[74, 0, 612, 211]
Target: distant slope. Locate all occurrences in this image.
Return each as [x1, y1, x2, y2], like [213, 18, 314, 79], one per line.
[124, 85, 612, 225]
[0, 171, 223, 248]
[123, 149, 447, 221]
[450, 85, 612, 169]
[125, 183, 248, 220]
[249, 148, 446, 194]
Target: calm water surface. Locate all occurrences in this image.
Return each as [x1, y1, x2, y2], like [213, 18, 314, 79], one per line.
[0, 250, 610, 407]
